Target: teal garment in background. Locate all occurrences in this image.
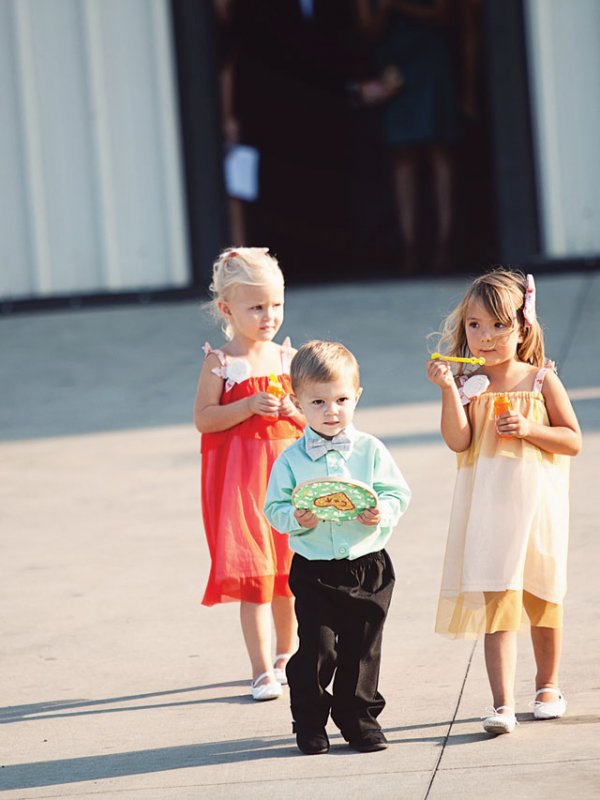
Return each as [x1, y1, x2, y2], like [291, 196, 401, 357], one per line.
[376, 0, 461, 147]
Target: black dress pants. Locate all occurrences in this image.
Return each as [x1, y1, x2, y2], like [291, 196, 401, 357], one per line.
[286, 549, 395, 740]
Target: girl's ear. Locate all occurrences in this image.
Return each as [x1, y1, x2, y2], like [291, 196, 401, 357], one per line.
[217, 299, 231, 318]
[356, 387, 364, 403]
[291, 393, 302, 410]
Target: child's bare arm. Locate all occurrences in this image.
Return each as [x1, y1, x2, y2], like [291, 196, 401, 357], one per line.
[279, 394, 305, 425]
[498, 371, 582, 456]
[427, 360, 472, 452]
[278, 345, 305, 424]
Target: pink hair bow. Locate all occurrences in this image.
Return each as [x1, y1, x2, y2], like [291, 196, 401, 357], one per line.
[523, 274, 536, 327]
[225, 247, 269, 259]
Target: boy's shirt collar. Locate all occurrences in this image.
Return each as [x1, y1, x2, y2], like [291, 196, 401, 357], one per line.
[304, 424, 356, 461]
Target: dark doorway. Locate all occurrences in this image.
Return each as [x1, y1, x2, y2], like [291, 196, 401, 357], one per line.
[194, 0, 499, 284]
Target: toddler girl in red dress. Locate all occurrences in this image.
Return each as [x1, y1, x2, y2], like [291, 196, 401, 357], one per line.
[193, 247, 304, 700]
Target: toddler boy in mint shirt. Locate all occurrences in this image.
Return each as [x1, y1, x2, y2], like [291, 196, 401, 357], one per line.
[264, 340, 411, 755]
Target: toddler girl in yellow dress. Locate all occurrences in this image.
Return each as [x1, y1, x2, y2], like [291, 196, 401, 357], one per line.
[427, 268, 581, 734]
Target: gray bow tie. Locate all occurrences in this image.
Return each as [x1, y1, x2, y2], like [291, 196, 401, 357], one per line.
[305, 432, 352, 460]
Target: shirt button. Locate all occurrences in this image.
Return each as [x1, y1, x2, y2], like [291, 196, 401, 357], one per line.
[338, 545, 348, 555]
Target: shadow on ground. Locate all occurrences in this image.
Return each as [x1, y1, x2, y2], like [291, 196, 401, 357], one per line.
[0, 717, 490, 791]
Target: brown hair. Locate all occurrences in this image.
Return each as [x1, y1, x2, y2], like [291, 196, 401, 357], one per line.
[291, 340, 360, 393]
[434, 267, 545, 372]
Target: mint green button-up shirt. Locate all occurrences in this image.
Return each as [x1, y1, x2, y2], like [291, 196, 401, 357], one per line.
[264, 425, 411, 561]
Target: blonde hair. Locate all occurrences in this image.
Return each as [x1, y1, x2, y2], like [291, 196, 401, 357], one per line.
[291, 340, 360, 393]
[434, 267, 545, 372]
[208, 247, 284, 339]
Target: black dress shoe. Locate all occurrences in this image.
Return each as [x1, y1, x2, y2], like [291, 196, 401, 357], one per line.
[347, 730, 388, 752]
[292, 722, 330, 755]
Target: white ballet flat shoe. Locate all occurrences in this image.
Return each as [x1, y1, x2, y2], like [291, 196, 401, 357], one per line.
[482, 705, 518, 734]
[531, 687, 567, 720]
[250, 671, 282, 702]
[273, 653, 292, 685]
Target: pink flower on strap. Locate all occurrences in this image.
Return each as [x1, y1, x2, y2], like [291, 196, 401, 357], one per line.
[523, 274, 536, 327]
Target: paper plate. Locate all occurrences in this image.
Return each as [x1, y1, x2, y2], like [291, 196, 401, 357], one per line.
[291, 478, 377, 522]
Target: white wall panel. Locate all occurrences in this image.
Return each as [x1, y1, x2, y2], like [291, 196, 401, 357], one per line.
[525, 0, 600, 257]
[0, 1, 34, 296]
[0, 0, 189, 301]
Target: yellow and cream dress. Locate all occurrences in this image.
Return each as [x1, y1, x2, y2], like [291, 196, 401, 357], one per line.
[435, 366, 570, 638]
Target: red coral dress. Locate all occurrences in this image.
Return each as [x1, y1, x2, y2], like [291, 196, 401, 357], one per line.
[200, 339, 304, 605]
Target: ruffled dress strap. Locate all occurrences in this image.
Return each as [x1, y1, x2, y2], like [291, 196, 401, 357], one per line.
[533, 359, 556, 394]
[202, 341, 228, 380]
[280, 336, 294, 373]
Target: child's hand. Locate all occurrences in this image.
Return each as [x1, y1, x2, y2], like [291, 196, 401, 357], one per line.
[496, 411, 531, 439]
[294, 508, 319, 529]
[278, 395, 297, 417]
[357, 507, 382, 526]
[426, 358, 455, 389]
[248, 392, 281, 417]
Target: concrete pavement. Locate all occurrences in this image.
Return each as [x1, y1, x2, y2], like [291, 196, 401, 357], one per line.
[1, 272, 599, 798]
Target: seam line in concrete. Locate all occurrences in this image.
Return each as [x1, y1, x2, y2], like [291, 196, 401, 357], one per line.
[423, 640, 478, 800]
[436, 754, 599, 773]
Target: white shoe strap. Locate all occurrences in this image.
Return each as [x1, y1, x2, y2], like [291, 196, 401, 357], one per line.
[252, 670, 275, 687]
[534, 687, 561, 698]
[482, 705, 515, 718]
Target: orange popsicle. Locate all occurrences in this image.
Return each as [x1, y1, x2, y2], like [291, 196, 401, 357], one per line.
[494, 394, 512, 438]
[266, 374, 285, 399]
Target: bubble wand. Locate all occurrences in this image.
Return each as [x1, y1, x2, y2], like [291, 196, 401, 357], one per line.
[430, 352, 486, 366]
